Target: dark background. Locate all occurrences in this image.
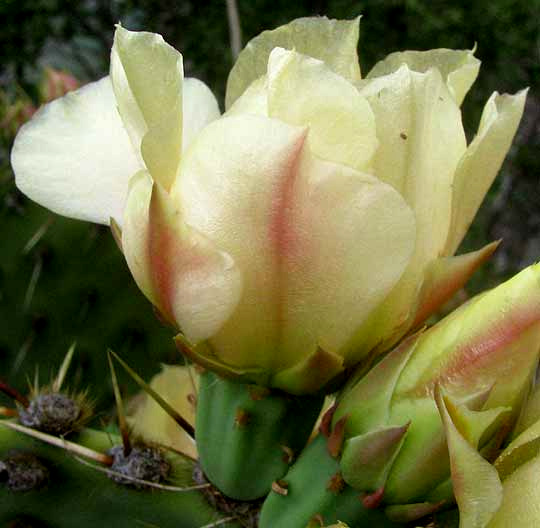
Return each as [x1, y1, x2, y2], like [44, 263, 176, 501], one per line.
[0, 0, 539, 412]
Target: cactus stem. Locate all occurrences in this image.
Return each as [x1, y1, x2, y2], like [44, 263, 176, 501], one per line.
[52, 342, 76, 393]
[108, 349, 195, 437]
[0, 420, 113, 465]
[107, 350, 132, 456]
[73, 455, 212, 492]
[0, 379, 29, 407]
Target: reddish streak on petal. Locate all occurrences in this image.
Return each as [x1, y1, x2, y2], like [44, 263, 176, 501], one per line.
[267, 131, 308, 351]
[421, 300, 540, 396]
[268, 132, 307, 262]
[147, 189, 205, 327]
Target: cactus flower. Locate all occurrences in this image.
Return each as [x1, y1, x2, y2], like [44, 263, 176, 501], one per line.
[331, 263, 540, 523]
[11, 18, 525, 394]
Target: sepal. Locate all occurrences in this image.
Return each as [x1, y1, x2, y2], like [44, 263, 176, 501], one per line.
[340, 423, 409, 492]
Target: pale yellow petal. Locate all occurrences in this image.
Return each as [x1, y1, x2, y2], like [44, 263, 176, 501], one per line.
[347, 66, 467, 358]
[182, 77, 220, 152]
[368, 48, 480, 105]
[226, 76, 268, 117]
[267, 47, 377, 171]
[225, 16, 361, 109]
[111, 26, 183, 190]
[129, 365, 198, 459]
[12, 77, 141, 225]
[445, 90, 527, 254]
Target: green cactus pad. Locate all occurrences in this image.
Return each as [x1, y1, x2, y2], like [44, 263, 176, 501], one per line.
[259, 435, 399, 528]
[195, 371, 324, 501]
[0, 425, 239, 528]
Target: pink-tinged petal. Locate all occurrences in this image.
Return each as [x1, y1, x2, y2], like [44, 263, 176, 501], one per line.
[445, 90, 527, 254]
[436, 387, 503, 528]
[225, 16, 361, 109]
[395, 263, 540, 408]
[174, 114, 415, 381]
[111, 26, 183, 190]
[411, 241, 500, 329]
[267, 47, 377, 171]
[12, 77, 141, 225]
[121, 171, 242, 343]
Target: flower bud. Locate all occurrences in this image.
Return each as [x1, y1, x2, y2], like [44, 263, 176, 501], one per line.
[332, 263, 540, 521]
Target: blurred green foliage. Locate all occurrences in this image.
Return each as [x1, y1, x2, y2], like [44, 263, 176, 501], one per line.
[0, 0, 539, 410]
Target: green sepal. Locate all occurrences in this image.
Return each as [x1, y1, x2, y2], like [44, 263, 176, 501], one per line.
[442, 392, 511, 448]
[336, 333, 418, 433]
[435, 386, 503, 528]
[340, 423, 409, 492]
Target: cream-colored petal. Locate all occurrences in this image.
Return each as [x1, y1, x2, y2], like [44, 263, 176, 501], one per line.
[267, 48, 377, 171]
[122, 171, 242, 342]
[226, 76, 268, 117]
[12, 76, 140, 225]
[225, 16, 361, 109]
[360, 66, 466, 260]
[174, 114, 415, 375]
[346, 66, 467, 358]
[121, 171, 156, 303]
[111, 26, 183, 190]
[445, 90, 527, 254]
[129, 365, 198, 459]
[182, 77, 220, 152]
[367, 48, 480, 105]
